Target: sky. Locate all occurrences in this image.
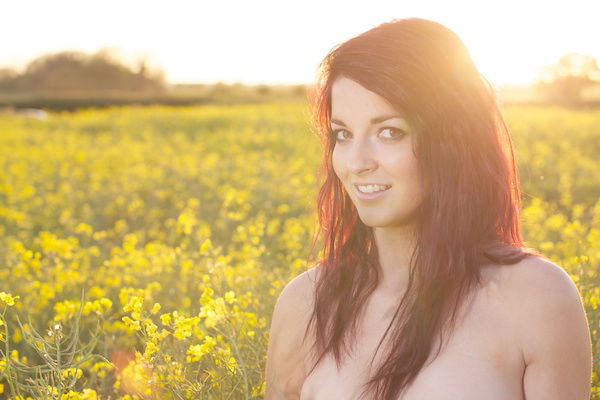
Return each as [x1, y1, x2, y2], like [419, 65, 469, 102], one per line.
[1, 0, 599, 86]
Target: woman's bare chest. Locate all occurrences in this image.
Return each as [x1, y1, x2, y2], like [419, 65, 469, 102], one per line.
[300, 286, 525, 400]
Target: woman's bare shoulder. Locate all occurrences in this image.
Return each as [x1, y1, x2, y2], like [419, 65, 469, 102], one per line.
[480, 255, 577, 300]
[264, 263, 323, 400]
[491, 255, 592, 398]
[280, 263, 323, 308]
[480, 255, 584, 322]
[497, 255, 582, 305]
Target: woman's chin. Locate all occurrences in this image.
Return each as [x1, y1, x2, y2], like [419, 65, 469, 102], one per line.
[357, 210, 419, 229]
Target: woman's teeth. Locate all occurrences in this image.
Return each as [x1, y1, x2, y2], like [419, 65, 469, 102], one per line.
[357, 184, 391, 193]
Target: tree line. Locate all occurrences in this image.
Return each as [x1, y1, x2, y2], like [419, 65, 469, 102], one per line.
[535, 53, 600, 106]
[0, 49, 598, 108]
[0, 49, 165, 93]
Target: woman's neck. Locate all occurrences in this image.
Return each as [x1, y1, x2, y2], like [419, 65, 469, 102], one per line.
[372, 225, 417, 297]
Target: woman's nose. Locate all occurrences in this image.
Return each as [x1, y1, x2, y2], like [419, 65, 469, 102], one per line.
[348, 140, 377, 175]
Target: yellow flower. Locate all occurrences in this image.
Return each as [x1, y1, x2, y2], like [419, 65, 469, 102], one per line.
[0, 292, 19, 306]
[46, 385, 59, 396]
[224, 291, 236, 304]
[199, 305, 219, 329]
[157, 328, 170, 340]
[84, 299, 112, 316]
[186, 345, 203, 363]
[186, 335, 216, 362]
[173, 315, 200, 340]
[122, 316, 141, 331]
[144, 341, 159, 358]
[60, 388, 98, 400]
[100, 298, 113, 312]
[61, 367, 83, 380]
[91, 361, 113, 378]
[150, 303, 161, 314]
[200, 287, 214, 306]
[123, 295, 144, 314]
[54, 300, 79, 321]
[159, 313, 171, 326]
[201, 336, 217, 353]
[80, 388, 98, 400]
[11, 324, 23, 344]
[75, 222, 93, 236]
[200, 238, 212, 255]
[225, 356, 238, 373]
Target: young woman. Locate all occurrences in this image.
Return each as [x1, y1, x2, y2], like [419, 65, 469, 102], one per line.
[265, 18, 592, 400]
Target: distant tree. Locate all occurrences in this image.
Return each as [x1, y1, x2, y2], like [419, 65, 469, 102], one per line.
[209, 81, 232, 98]
[1, 48, 165, 93]
[536, 53, 600, 105]
[293, 84, 306, 97]
[257, 84, 270, 95]
[0, 67, 18, 91]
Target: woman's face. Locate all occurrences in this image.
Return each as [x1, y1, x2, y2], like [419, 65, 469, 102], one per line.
[331, 76, 424, 228]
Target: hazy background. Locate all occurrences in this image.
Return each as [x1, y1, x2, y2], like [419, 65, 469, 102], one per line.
[2, 0, 599, 85]
[1, 0, 600, 109]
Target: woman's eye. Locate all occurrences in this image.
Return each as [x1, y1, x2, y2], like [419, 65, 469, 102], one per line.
[380, 127, 405, 140]
[331, 129, 350, 141]
[330, 127, 405, 142]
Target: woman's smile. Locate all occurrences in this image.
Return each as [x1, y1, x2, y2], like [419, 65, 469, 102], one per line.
[354, 183, 392, 200]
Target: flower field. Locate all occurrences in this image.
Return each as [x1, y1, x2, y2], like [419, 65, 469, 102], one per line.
[0, 103, 598, 399]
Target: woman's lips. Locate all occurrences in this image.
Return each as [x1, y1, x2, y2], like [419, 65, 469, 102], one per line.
[354, 185, 391, 200]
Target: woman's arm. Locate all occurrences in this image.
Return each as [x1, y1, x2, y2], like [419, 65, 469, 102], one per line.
[264, 268, 318, 400]
[514, 257, 592, 399]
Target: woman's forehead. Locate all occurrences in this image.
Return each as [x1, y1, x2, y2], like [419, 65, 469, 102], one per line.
[330, 77, 407, 122]
[331, 78, 399, 115]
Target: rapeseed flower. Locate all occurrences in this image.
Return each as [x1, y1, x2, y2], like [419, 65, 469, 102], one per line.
[0, 292, 19, 306]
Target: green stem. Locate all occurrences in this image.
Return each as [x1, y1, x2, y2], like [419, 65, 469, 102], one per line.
[227, 323, 250, 399]
[1, 308, 20, 397]
[55, 327, 64, 399]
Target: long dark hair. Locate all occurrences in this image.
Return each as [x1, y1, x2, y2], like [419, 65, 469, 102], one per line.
[303, 17, 542, 400]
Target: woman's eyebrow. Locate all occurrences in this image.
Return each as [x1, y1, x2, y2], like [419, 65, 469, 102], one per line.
[331, 114, 405, 127]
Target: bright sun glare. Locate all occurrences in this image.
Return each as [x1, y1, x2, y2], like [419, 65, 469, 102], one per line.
[0, 0, 598, 86]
